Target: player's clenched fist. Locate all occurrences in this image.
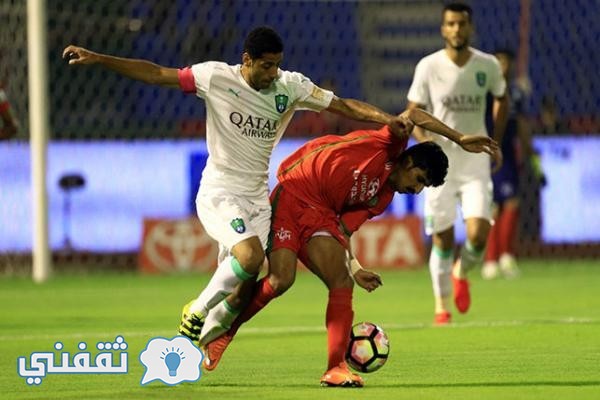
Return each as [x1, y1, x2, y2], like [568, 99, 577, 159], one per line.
[353, 269, 383, 293]
[388, 113, 414, 141]
[62, 45, 98, 65]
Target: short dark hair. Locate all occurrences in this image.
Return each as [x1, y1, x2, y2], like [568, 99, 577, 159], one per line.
[402, 142, 448, 187]
[244, 26, 284, 59]
[443, 2, 473, 23]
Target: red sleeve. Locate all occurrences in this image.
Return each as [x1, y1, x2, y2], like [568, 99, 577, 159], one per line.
[339, 188, 395, 234]
[340, 209, 372, 235]
[178, 67, 196, 94]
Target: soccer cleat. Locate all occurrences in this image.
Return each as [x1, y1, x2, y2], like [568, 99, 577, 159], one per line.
[178, 300, 205, 343]
[434, 311, 452, 325]
[320, 362, 364, 387]
[481, 261, 500, 280]
[452, 262, 471, 314]
[202, 332, 233, 371]
[499, 254, 520, 279]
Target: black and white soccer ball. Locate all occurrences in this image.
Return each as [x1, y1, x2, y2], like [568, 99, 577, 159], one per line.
[345, 322, 390, 373]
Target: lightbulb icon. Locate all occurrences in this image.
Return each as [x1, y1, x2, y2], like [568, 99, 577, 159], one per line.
[161, 347, 185, 377]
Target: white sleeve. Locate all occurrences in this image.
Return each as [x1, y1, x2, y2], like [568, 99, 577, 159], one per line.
[285, 71, 334, 111]
[190, 61, 219, 98]
[407, 59, 430, 106]
[488, 58, 507, 98]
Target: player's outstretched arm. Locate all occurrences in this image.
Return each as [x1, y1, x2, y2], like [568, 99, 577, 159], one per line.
[402, 108, 500, 157]
[406, 101, 431, 143]
[62, 45, 180, 88]
[326, 97, 413, 140]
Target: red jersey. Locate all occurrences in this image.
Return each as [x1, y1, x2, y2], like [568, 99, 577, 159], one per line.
[277, 126, 408, 233]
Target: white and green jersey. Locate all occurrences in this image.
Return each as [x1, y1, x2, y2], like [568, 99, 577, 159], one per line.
[407, 48, 506, 178]
[179, 61, 334, 198]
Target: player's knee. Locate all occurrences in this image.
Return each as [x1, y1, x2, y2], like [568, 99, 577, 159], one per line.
[467, 234, 488, 250]
[268, 272, 295, 295]
[235, 248, 265, 274]
[225, 294, 244, 310]
[326, 274, 354, 290]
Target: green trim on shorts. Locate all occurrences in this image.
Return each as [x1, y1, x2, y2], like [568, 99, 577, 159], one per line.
[231, 257, 254, 281]
[432, 244, 453, 259]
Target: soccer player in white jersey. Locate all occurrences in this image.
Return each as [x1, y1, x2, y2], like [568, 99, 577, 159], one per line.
[407, 3, 507, 324]
[63, 26, 413, 341]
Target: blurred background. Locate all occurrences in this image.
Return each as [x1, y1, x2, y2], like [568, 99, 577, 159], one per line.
[0, 0, 598, 273]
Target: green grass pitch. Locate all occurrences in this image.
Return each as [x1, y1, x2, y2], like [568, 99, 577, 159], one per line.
[1, 260, 599, 399]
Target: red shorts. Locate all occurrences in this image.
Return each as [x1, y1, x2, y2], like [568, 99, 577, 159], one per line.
[269, 184, 348, 263]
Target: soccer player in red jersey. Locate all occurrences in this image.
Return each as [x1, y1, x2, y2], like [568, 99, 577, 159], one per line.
[201, 108, 498, 386]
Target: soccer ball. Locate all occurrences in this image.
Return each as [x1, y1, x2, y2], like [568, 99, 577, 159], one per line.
[345, 322, 390, 373]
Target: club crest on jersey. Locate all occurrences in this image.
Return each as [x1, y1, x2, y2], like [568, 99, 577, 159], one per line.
[274, 94, 288, 113]
[476, 71, 486, 87]
[230, 218, 246, 234]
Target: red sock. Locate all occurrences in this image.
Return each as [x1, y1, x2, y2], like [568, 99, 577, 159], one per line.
[229, 277, 277, 336]
[485, 220, 500, 262]
[498, 207, 519, 255]
[325, 287, 354, 370]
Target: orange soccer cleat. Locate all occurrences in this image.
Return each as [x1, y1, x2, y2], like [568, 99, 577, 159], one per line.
[320, 362, 364, 388]
[434, 311, 452, 325]
[202, 333, 233, 371]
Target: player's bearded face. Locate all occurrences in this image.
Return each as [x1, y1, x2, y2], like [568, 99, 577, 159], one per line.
[390, 161, 428, 195]
[245, 53, 282, 90]
[441, 11, 472, 50]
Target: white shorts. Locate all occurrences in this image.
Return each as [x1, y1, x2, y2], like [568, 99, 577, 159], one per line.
[424, 175, 493, 235]
[195, 186, 271, 262]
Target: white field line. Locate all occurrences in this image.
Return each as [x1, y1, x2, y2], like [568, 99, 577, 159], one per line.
[0, 317, 596, 342]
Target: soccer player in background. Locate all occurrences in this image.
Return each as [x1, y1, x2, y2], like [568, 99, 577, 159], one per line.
[0, 83, 18, 139]
[406, 2, 507, 324]
[63, 26, 413, 345]
[200, 108, 498, 387]
[482, 49, 546, 280]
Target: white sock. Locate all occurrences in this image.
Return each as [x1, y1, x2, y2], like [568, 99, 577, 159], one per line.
[198, 300, 240, 346]
[429, 245, 453, 299]
[190, 256, 254, 315]
[455, 241, 484, 278]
